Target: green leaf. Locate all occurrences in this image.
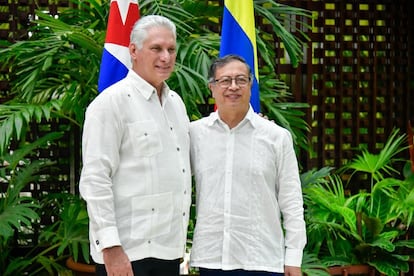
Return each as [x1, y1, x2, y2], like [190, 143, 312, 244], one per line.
[369, 231, 398, 251]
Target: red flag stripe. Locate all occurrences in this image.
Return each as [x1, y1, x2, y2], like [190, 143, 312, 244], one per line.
[105, 0, 140, 46]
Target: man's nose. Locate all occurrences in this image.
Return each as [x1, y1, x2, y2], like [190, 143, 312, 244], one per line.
[160, 49, 171, 60]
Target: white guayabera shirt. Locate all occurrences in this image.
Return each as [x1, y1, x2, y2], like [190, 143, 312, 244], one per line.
[189, 107, 306, 273]
[80, 70, 191, 264]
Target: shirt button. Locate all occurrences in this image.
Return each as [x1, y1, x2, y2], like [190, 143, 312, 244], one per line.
[152, 208, 155, 211]
[148, 240, 151, 244]
[182, 169, 185, 173]
[183, 212, 186, 216]
[184, 190, 187, 194]
[177, 147, 180, 151]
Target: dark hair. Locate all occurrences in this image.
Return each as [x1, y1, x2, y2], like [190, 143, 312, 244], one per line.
[208, 54, 252, 83]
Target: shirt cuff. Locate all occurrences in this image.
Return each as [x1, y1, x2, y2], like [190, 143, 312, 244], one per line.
[95, 226, 121, 252]
[285, 248, 303, 267]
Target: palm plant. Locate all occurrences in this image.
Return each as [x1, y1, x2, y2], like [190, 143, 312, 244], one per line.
[340, 128, 408, 190]
[303, 129, 414, 276]
[0, 0, 107, 157]
[0, 132, 62, 275]
[3, 192, 90, 276]
[0, 166, 40, 274]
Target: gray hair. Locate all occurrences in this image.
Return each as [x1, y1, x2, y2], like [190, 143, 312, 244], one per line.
[130, 15, 176, 49]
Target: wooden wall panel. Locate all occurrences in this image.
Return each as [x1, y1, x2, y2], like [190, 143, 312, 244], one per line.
[276, 0, 413, 171]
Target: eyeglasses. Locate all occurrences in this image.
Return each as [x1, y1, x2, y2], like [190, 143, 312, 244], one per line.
[212, 75, 251, 88]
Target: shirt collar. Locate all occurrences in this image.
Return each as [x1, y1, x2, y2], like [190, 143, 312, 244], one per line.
[206, 105, 257, 128]
[127, 70, 170, 102]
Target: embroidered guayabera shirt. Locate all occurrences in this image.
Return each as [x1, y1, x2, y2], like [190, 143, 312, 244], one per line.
[79, 70, 191, 264]
[189, 107, 306, 273]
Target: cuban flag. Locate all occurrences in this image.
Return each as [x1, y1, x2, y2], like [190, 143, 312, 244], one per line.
[219, 0, 260, 112]
[98, 0, 140, 92]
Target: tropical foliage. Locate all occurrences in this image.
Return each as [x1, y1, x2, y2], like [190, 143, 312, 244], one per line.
[302, 129, 414, 276]
[0, 132, 61, 275]
[0, 0, 313, 156]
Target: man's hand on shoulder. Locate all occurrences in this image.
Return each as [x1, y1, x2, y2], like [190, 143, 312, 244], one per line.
[258, 112, 275, 123]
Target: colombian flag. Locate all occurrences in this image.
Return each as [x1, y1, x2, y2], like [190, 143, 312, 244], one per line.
[220, 0, 260, 112]
[98, 0, 140, 92]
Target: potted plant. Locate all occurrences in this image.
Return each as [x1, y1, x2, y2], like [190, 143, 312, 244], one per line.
[302, 129, 414, 276]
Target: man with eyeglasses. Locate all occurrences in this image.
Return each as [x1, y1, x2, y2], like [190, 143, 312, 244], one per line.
[189, 54, 306, 276]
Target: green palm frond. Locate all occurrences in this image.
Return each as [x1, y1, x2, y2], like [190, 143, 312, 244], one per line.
[369, 178, 404, 223]
[0, 195, 39, 240]
[260, 72, 310, 151]
[0, 1, 104, 127]
[254, 0, 313, 67]
[0, 101, 63, 156]
[141, 0, 194, 35]
[39, 193, 89, 263]
[389, 177, 414, 227]
[300, 167, 334, 188]
[301, 252, 330, 276]
[0, 159, 48, 239]
[342, 129, 407, 187]
[0, 133, 61, 248]
[305, 175, 359, 238]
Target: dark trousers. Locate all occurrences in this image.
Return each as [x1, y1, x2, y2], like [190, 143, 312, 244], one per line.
[199, 268, 284, 276]
[96, 257, 180, 276]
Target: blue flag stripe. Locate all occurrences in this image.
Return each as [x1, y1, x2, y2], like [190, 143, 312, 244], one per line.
[220, 4, 260, 112]
[98, 48, 129, 92]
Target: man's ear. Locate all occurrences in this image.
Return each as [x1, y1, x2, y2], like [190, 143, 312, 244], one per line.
[208, 83, 214, 93]
[208, 83, 217, 98]
[129, 43, 137, 57]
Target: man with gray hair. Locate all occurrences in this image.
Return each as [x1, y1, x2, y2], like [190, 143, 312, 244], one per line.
[80, 15, 191, 275]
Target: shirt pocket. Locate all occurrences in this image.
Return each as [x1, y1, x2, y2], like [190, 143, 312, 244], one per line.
[127, 120, 163, 157]
[130, 192, 173, 239]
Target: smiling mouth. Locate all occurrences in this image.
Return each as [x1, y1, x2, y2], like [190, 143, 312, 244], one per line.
[225, 94, 241, 99]
[156, 64, 171, 70]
